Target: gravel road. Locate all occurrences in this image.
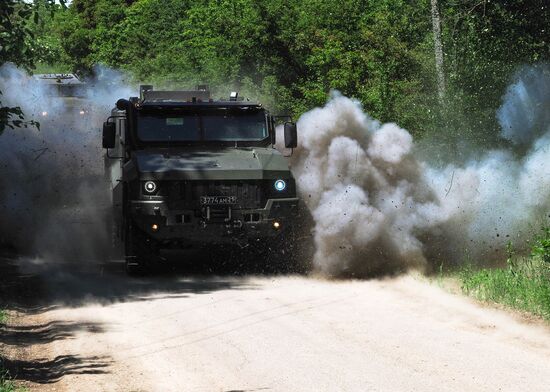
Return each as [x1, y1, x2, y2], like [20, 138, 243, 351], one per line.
[3, 259, 550, 392]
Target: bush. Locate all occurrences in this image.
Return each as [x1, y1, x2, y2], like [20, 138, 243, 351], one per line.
[531, 226, 550, 263]
[460, 235, 550, 320]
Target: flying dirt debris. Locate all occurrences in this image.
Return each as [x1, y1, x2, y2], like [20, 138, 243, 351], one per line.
[102, 85, 304, 274]
[0, 65, 130, 259]
[0, 64, 549, 278]
[289, 65, 550, 277]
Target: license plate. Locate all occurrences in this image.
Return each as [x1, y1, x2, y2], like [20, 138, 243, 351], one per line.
[200, 196, 237, 205]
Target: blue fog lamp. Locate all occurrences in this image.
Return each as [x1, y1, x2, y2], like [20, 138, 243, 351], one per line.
[274, 179, 286, 192]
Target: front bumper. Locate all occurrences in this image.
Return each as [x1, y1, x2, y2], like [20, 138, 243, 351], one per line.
[128, 198, 299, 244]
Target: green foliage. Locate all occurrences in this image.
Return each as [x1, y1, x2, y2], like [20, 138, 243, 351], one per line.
[0, 364, 26, 392]
[0, 0, 67, 70]
[0, 312, 20, 392]
[0, 371, 19, 392]
[531, 227, 550, 263]
[45, 0, 548, 143]
[460, 231, 550, 320]
[0, 0, 66, 134]
[0, 100, 40, 134]
[438, 0, 550, 150]
[6, 0, 550, 142]
[47, 0, 440, 122]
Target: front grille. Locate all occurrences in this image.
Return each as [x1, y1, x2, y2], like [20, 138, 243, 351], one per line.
[137, 179, 295, 209]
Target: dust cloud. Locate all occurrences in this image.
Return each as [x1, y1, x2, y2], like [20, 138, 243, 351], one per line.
[289, 64, 550, 277]
[0, 64, 134, 261]
[1, 62, 549, 278]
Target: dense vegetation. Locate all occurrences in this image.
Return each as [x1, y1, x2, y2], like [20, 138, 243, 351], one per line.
[25, 0, 549, 149]
[0, 0, 64, 132]
[460, 232, 550, 320]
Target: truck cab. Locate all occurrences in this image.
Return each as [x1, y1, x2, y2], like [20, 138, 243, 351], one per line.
[33, 73, 89, 118]
[102, 86, 299, 274]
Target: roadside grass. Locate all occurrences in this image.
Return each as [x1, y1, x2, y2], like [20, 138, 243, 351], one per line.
[0, 370, 20, 392]
[458, 231, 550, 321]
[0, 311, 26, 392]
[460, 258, 550, 319]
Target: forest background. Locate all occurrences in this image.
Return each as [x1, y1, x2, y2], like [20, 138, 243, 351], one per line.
[1, 0, 549, 155]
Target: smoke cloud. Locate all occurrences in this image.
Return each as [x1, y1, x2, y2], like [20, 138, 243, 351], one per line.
[0, 64, 134, 261]
[1, 62, 549, 279]
[289, 64, 550, 277]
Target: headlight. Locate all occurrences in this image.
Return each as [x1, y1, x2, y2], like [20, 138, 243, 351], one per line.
[274, 179, 286, 192]
[144, 181, 157, 194]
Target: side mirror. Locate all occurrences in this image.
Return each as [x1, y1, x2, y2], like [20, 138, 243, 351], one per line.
[284, 122, 297, 149]
[102, 122, 116, 149]
[116, 98, 130, 111]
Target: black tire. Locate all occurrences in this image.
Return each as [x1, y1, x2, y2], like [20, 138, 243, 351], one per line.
[266, 209, 315, 274]
[124, 222, 158, 276]
[269, 233, 302, 273]
[248, 228, 302, 274]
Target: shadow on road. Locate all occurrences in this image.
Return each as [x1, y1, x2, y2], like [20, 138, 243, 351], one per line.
[0, 249, 281, 385]
[0, 253, 263, 310]
[1, 355, 111, 384]
[0, 243, 314, 310]
[0, 320, 105, 346]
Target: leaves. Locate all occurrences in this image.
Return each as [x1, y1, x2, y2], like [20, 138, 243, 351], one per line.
[0, 0, 62, 134]
[1, 0, 549, 139]
[531, 227, 550, 263]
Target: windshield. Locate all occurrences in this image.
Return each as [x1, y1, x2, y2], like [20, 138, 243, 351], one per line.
[137, 111, 268, 142]
[43, 84, 87, 98]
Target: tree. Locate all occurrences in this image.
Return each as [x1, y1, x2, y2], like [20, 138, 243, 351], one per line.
[430, 0, 445, 103]
[439, 0, 550, 149]
[33, 0, 550, 144]
[0, 0, 66, 133]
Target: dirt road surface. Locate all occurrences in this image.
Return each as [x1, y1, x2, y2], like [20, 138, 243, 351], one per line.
[2, 257, 550, 392]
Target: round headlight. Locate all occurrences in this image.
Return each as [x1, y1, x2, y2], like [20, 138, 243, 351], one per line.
[274, 179, 286, 192]
[144, 181, 157, 193]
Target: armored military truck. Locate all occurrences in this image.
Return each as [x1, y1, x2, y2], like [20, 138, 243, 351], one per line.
[102, 86, 299, 274]
[33, 73, 89, 117]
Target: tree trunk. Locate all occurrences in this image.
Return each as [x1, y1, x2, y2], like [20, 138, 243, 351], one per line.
[431, 0, 446, 103]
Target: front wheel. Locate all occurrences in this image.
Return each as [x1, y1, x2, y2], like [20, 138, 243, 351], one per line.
[124, 223, 158, 276]
[250, 228, 303, 274]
